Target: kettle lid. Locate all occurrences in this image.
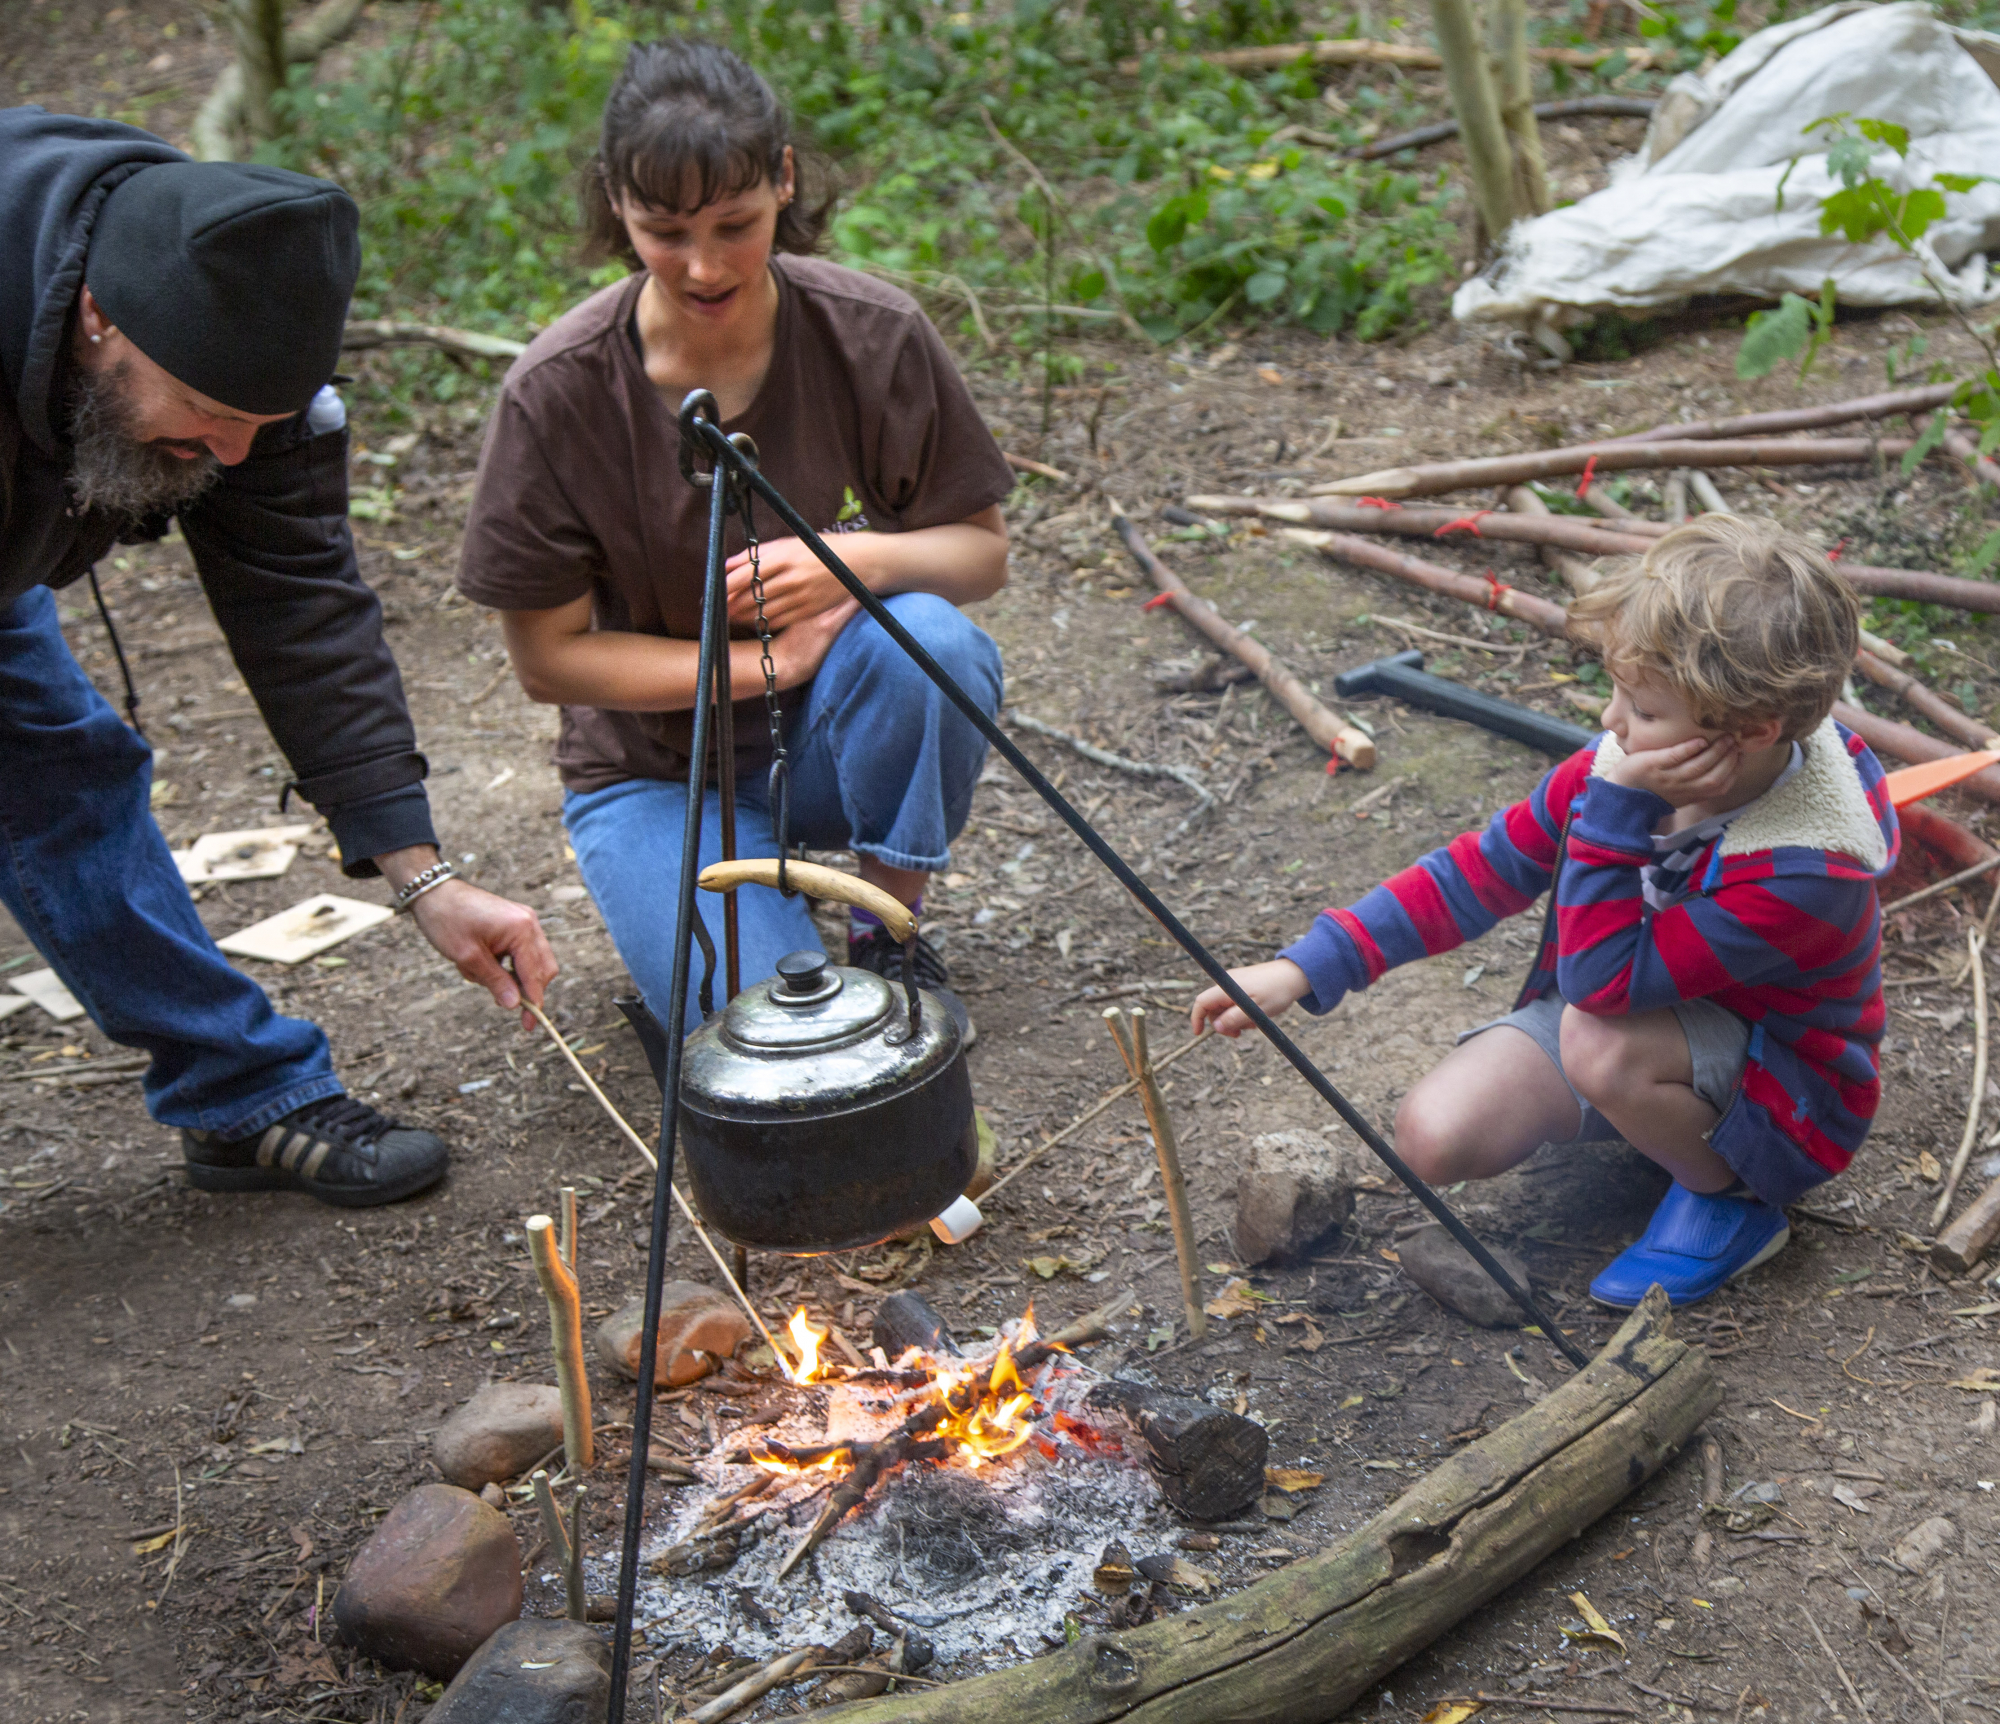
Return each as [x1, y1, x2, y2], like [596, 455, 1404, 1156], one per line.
[721, 949, 896, 1051]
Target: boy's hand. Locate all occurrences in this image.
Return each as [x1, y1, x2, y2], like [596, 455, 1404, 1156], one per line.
[1190, 959, 1312, 1039]
[1607, 733, 1742, 808]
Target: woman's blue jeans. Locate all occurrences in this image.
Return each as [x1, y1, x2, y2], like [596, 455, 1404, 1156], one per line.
[564, 594, 1002, 1034]
[0, 587, 341, 1135]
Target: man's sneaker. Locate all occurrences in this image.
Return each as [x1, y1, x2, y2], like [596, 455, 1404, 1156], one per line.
[1589, 1182, 1789, 1308]
[183, 1095, 448, 1208]
[847, 924, 975, 1047]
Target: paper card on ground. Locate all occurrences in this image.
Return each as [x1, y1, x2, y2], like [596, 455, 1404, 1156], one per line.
[0, 993, 34, 1021]
[10, 968, 87, 1021]
[170, 849, 209, 884]
[217, 894, 392, 964]
[187, 824, 316, 882]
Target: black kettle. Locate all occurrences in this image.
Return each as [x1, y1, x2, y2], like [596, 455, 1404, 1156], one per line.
[617, 860, 979, 1254]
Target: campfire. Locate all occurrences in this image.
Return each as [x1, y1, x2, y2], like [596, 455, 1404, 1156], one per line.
[623, 1292, 1238, 1671]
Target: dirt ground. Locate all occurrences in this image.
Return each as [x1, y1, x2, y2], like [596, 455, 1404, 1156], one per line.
[5, 12, 1999, 1724]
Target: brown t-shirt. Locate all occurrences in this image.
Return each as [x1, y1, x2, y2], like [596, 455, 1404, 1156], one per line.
[457, 256, 1013, 792]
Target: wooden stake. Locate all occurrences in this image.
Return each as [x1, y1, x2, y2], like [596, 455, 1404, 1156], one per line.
[1103, 1008, 1206, 1342]
[559, 1185, 577, 1272]
[527, 1215, 593, 1473]
[1934, 928, 1989, 1231]
[1278, 526, 1572, 635]
[1931, 1170, 2000, 1274]
[1110, 499, 1375, 768]
[1433, 0, 1518, 243]
[566, 1484, 587, 1624]
[1505, 484, 1601, 594]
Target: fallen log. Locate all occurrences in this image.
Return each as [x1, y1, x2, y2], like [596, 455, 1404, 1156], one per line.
[1614, 383, 1960, 445]
[1931, 1170, 2000, 1275]
[1311, 436, 1918, 500]
[1116, 35, 1662, 76]
[342, 319, 529, 363]
[1832, 702, 2000, 811]
[1277, 527, 1572, 635]
[873, 1290, 962, 1360]
[1109, 500, 1376, 769]
[1084, 1381, 1267, 1521]
[1942, 421, 2000, 493]
[811, 1289, 1718, 1724]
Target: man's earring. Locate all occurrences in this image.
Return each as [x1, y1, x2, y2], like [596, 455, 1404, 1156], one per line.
[90, 333, 102, 344]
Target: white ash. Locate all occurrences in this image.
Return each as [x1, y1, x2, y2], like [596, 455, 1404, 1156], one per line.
[611, 1372, 1173, 1669]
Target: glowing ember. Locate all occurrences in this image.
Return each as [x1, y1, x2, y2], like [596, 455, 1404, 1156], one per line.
[788, 1307, 830, 1383]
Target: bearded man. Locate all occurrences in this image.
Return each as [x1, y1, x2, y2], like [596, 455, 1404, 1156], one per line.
[0, 107, 558, 1207]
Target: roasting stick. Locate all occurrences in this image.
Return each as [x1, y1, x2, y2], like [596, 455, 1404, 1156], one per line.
[524, 998, 793, 1380]
[1935, 927, 1990, 1231]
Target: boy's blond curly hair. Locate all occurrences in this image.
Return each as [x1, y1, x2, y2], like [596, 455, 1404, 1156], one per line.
[1567, 515, 1858, 742]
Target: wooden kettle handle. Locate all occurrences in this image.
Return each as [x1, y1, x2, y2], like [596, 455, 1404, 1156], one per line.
[696, 860, 917, 944]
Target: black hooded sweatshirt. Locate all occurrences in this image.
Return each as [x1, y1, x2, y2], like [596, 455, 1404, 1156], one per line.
[0, 106, 435, 875]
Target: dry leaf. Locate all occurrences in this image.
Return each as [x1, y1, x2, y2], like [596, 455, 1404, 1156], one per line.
[1421, 1703, 1486, 1724]
[131, 1528, 179, 1556]
[1093, 1540, 1136, 1596]
[1949, 1367, 2000, 1392]
[1203, 1277, 1273, 1319]
[1564, 1590, 1626, 1653]
[1918, 1150, 1943, 1181]
[1831, 1484, 1874, 1514]
[1264, 1467, 1325, 1493]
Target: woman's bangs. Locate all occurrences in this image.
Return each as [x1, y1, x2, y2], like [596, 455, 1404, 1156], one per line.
[615, 107, 768, 216]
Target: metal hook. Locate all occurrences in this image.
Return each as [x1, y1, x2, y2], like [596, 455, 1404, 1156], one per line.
[677, 389, 721, 489]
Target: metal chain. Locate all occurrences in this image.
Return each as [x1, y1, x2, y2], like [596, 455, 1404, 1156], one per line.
[739, 488, 795, 893]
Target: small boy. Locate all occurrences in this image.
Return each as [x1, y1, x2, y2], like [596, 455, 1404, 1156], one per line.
[1191, 516, 1897, 1305]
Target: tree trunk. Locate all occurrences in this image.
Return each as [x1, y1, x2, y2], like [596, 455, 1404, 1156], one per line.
[813, 1290, 1718, 1724]
[1432, 0, 1518, 245]
[1490, 0, 1552, 217]
[225, 0, 289, 145]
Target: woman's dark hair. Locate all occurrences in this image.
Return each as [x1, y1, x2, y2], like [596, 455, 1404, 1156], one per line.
[583, 38, 831, 264]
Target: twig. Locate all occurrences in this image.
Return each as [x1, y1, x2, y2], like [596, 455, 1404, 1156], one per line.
[1363, 612, 1530, 660]
[566, 1483, 587, 1625]
[1104, 1009, 1206, 1341]
[1935, 926, 1989, 1229]
[1880, 855, 2000, 914]
[1471, 1695, 1642, 1716]
[524, 999, 790, 1379]
[984, 1032, 1209, 1199]
[1003, 710, 1215, 834]
[1344, 95, 1655, 160]
[1861, 1623, 1945, 1724]
[1801, 1602, 1872, 1724]
[1004, 453, 1071, 482]
[1115, 34, 1666, 75]
[530, 1468, 587, 1622]
[1108, 498, 1374, 767]
[527, 1215, 593, 1473]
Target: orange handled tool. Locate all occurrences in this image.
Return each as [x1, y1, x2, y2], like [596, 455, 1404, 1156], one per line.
[1885, 747, 2000, 808]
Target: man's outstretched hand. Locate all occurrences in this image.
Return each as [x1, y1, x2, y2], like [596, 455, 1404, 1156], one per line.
[407, 879, 560, 1028]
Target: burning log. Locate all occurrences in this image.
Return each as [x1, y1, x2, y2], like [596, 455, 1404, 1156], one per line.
[1083, 1382, 1268, 1522]
[763, 1292, 1130, 1579]
[803, 1289, 1717, 1724]
[873, 1290, 963, 1360]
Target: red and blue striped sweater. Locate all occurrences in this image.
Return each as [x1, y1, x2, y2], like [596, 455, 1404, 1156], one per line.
[1279, 718, 1898, 1208]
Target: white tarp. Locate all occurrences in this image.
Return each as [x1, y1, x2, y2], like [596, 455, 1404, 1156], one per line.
[1453, 2, 2000, 341]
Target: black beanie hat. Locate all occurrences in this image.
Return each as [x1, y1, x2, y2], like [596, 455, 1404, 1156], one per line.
[84, 161, 360, 416]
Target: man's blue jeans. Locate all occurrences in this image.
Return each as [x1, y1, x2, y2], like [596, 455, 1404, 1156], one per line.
[565, 594, 1002, 1034]
[0, 587, 340, 1134]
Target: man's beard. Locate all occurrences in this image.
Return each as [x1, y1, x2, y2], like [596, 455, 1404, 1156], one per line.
[64, 359, 222, 521]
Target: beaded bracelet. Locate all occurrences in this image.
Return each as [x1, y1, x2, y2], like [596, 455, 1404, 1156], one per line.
[392, 859, 458, 914]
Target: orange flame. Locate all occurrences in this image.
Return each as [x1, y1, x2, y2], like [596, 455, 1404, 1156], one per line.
[788, 1307, 830, 1384]
[936, 1333, 1041, 1466]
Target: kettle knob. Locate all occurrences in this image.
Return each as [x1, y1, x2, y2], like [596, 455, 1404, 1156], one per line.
[775, 950, 830, 995]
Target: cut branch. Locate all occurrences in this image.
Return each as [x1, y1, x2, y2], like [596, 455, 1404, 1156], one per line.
[341, 320, 529, 363]
[809, 1290, 1717, 1724]
[1833, 702, 2000, 812]
[1854, 649, 1994, 750]
[1310, 436, 1920, 500]
[1935, 926, 1990, 1231]
[527, 1214, 593, 1474]
[1348, 97, 1654, 162]
[1277, 527, 1572, 635]
[1615, 383, 1960, 444]
[1104, 1008, 1205, 1342]
[1931, 1169, 2000, 1274]
[1109, 500, 1375, 768]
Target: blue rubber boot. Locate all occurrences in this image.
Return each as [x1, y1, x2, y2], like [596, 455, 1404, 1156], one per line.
[1589, 1182, 1789, 1308]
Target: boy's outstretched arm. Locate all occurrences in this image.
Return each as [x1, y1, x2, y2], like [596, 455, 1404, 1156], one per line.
[1189, 958, 1312, 1038]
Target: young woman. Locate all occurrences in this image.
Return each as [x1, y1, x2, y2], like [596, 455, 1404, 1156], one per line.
[459, 38, 1011, 1036]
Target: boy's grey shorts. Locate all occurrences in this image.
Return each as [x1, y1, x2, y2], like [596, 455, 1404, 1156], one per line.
[1457, 993, 1750, 1143]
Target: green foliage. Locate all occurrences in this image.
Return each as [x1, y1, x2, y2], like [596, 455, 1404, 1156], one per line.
[1735, 278, 1836, 381]
[274, 0, 1461, 356]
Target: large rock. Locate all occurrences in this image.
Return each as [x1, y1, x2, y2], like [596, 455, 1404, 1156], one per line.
[1234, 1131, 1356, 1265]
[434, 1384, 566, 1490]
[333, 1484, 523, 1679]
[1396, 1224, 1535, 1329]
[426, 1618, 610, 1724]
[596, 1283, 752, 1386]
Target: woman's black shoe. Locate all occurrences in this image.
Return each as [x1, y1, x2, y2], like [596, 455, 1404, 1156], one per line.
[183, 1095, 448, 1207]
